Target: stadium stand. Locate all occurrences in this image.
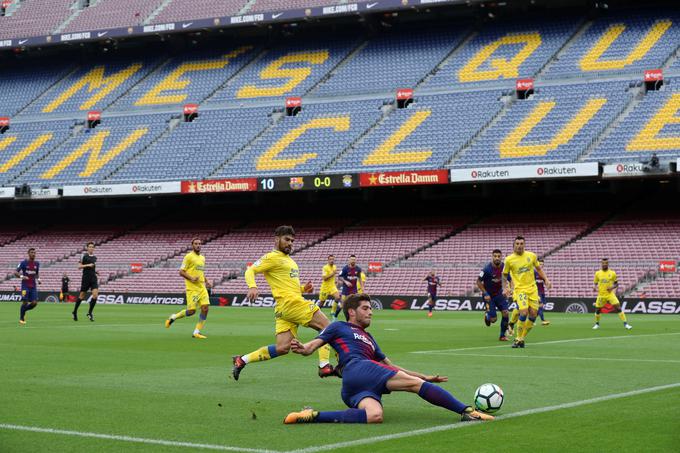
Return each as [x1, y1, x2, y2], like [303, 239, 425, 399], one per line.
[0, 61, 76, 117]
[149, 0, 247, 25]
[0, 0, 72, 40]
[451, 81, 633, 167]
[11, 114, 171, 186]
[634, 271, 680, 298]
[61, 0, 166, 34]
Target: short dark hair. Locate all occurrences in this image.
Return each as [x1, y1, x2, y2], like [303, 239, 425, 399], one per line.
[328, 254, 334, 258]
[515, 236, 525, 242]
[349, 254, 356, 258]
[343, 293, 371, 321]
[87, 241, 95, 247]
[538, 258, 544, 263]
[191, 237, 201, 244]
[28, 248, 35, 253]
[492, 249, 502, 254]
[601, 258, 609, 261]
[275, 225, 295, 237]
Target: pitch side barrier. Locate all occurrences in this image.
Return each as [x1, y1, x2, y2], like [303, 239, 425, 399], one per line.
[2, 291, 678, 314]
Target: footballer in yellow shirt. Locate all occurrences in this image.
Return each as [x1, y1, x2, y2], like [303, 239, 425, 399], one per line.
[592, 258, 632, 330]
[165, 238, 212, 339]
[502, 236, 551, 348]
[319, 255, 341, 312]
[232, 225, 334, 381]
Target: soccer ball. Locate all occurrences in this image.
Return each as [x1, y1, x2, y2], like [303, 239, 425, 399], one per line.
[474, 383, 504, 413]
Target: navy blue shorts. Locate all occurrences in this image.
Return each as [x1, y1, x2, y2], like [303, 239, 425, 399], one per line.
[340, 359, 399, 408]
[486, 294, 508, 318]
[427, 292, 437, 299]
[21, 287, 38, 302]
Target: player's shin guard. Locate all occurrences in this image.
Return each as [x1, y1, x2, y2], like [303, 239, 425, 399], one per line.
[418, 382, 468, 414]
[242, 345, 277, 364]
[618, 311, 627, 323]
[510, 309, 520, 326]
[19, 303, 28, 321]
[595, 311, 601, 324]
[316, 409, 367, 423]
[88, 299, 96, 315]
[516, 314, 527, 340]
[524, 317, 536, 338]
[73, 298, 82, 313]
[538, 306, 545, 321]
[194, 312, 207, 333]
[318, 344, 331, 367]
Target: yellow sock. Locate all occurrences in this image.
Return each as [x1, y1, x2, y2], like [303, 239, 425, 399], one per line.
[331, 300, 338, 316]
[595, 313, 601, 323]
[618, 311, 627, 323]
[173, 309, 187, 320]
[510, 309, 520, 325]
[318, 344, 330, 367]
[243, 345, 273, 363]
[524, 318, 535, 339]
[516, 319, 526, 340]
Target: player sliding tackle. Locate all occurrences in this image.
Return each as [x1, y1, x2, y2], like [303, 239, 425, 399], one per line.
[284, 293, 493, 424]
[232, 226, 335, 380]
[502, 236, 552, 349]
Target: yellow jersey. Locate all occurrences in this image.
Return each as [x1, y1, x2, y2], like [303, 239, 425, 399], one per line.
[502, 251, 539, 293]
[180, 251, 205, 292]
[357, 272, 366, 292]
[320, 264, 337, 292]
[245, 250, 305, 302]
[594, 269, 617, 297]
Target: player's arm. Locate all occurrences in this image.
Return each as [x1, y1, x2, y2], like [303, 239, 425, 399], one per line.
[381, 357, 447, 383]
[535, 265, 552, 290]
[501, 264, 512, 297]
[609, 272, 619, 292]
[290, 338, 326, 356]
[36, 262, 41, 284]
[593, 274, 599, 292]
[339, 267, 351, 286]
[322, 267, 334, 282]
[477, 271, 490, 301]
[78, 256, 93, 269]
[244, 255, 276, 300]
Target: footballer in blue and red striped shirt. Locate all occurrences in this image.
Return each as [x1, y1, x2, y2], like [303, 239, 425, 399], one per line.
[284, 294, 494, 424]
[15, 248, 41, 325]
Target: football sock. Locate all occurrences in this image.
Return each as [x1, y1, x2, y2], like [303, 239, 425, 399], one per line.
[500, 316, 509, 337]
[595, 313, 601, 323]
[330, 300, 338, 318]
[618, 311, 627, 323]
[510, 309, 520, 325]
[172, 309, 188, 320]
[318, 344, 331, 367]
[538, 306, 545, 321]
[315, 409, 367, 423]
[73, 298, 82, 313]
[242, 345, 277, 364]
[418, 382, 467, 414]
[517, 314, 527, 340]
[88, 299, 96, 315]
[428, 304, 433, 313]
[194, 311, 207, 332]
[19, 303, 27, 321]
[524, 317, 536, 338]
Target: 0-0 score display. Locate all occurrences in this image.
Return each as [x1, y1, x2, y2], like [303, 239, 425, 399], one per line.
[257, 174, 358, 192]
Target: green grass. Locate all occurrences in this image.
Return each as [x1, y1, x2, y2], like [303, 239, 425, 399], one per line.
[1, 304, 679, 452]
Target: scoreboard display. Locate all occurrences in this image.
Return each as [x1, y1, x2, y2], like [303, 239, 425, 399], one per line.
[257, 174, 359, 192]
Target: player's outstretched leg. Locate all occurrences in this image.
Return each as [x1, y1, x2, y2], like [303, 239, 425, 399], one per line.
[284, 408, 368, 424]
[539, 304, 550, 326]
[232, 344, 280, 381]
[192, 306, 209, 339]
[19, 302, 30, 325]
[72, 294, 85, 321]
[615, 306, 632, 330]
[507, 308, 519, 336]
[499, 311, 509, 341]
[165, 308, 192, 328]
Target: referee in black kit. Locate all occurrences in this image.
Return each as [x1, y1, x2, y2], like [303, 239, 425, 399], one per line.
[72, 242, 99, 322]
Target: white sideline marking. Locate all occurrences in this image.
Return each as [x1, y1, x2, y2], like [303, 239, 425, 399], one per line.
[428, 352, 680, 364]
[289, 382, 680, 453]
[0, 424, 281, 453]
[411, 332, 680, 354]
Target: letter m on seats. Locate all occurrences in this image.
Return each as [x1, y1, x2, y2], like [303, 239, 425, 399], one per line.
[42, 64, 143, 113]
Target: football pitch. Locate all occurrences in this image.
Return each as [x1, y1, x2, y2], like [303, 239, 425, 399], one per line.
[1, 304, 679, 452]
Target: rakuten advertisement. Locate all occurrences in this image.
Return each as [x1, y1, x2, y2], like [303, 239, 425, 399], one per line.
[451, 162, 599, 183]
[0, 187, 14, 199]
[63, 181, 181, 197]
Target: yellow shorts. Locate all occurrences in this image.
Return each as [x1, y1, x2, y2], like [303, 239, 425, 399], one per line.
[275, 296, 320, 336]
[319, 288, 339, 302]
[513, 289, 540, 311]
[186, 288, 210, 311]
[595, 293, 620, 308]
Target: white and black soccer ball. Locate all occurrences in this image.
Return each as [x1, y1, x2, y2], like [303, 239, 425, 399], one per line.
[474, 383, 504, 413]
